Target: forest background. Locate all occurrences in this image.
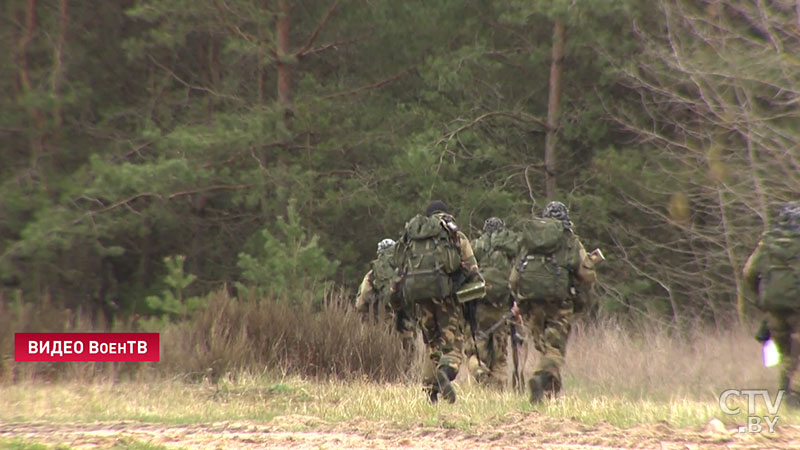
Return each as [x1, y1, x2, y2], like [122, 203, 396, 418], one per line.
[2, 0, 799, 336]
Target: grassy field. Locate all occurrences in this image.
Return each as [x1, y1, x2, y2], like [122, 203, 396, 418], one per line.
[2, 374, 795, 429]
[2, 376, 798, 449]
[2, 317, 799, 449]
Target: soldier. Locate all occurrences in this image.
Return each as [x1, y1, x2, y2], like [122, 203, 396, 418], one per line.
[741, 202, 800, 407]
[355, 238, 417, 353]
[394, 200, 482, 403]
[466, 217, 522, 390]
[509, 201, 597, 403]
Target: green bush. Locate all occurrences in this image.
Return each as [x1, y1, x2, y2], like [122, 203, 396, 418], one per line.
[236, 199, 339, 303]
[145, 255, 206, 322]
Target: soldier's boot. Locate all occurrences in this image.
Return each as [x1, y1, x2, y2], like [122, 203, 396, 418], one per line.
[528, 371, 560, 404]
[435, 366, 457, 404]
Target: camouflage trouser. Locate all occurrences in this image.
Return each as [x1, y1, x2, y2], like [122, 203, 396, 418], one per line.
[518, 297, 574, 396]
[465, 302, 510, 390]
[765, 311, 800, 400]
[395, 307, 418, 354]
[357, 298, 418, 354]
[417, 297, 466, 390]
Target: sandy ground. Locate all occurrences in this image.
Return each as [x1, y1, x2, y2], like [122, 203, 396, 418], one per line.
[2, 413, 800, 449]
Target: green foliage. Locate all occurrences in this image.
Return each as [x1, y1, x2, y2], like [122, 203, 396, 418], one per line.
[145, 255, 205, 320]
[2, 0, 783, 326]
[236, 200, 339, 302]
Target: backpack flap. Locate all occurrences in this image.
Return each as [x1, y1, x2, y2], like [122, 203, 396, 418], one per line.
[490, 229, 519, 256]
[520, 218, 564, 254]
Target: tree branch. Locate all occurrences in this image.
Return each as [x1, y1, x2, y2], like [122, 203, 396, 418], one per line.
[439, 111, 549, 144]
[85, 184, 253, 217]
[294, 0, 340, 57]
[296, 36, 364, 59]
[321, 67, 415, 99]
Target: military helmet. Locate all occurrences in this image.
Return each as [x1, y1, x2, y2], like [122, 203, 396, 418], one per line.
[377, 238, 396, 254]
[483, 217, 505, 235]
[543, 201, 570, 222]
[777, 202, 800, 231]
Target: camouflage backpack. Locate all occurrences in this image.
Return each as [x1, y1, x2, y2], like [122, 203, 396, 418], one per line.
[394, 213, 462, 306]
[756, 229, 800, 311]
[510, 217, 579, 301]
[473, 229, 520, 307]
[371, 245, 397, 306]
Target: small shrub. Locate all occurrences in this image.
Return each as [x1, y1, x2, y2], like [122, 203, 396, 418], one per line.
[236, 199, 339, 303]
[145, 255, 206, 322]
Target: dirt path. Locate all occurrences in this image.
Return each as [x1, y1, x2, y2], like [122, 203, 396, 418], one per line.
[2, 413, 799, 449]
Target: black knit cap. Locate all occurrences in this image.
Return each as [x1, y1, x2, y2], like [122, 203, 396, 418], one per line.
[426, 200, 449, 217]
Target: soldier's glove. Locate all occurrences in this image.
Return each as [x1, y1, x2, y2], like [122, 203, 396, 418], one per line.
[755, 319, 771, 343]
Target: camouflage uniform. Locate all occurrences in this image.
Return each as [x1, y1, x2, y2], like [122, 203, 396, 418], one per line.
[741, 203, 800, 406]
[402, 201, 481, 403]
[465, 218, 520, 390]
[510, 202, 597, 402]
[417, 226, 479, 401]
[355, 240, 417, 353]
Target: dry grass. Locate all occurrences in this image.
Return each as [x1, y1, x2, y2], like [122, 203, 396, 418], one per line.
[1, 289, 417, 383]
[156, 289, 417, 383]
[562, 317, 774, 401]
[0, 371, 796, 430]
[0, 291, 795, 430]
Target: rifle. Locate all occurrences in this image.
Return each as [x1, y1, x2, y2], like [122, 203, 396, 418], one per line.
[475, 298, 524, 390]
[463, 300, 483, 372]
[478, 303, 519, 339]
[508, 299, 524, 392]
[510, 322, 523, 391]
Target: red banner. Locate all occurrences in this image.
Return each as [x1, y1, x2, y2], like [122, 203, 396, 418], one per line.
[15, 333, 160, 362]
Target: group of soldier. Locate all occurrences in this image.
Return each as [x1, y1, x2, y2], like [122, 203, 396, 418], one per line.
[354, 199, 800, 408]
[355, 200, 598, 404]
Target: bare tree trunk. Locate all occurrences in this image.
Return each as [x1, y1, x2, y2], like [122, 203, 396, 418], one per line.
[51, 0, 68, 141]
[17, 0, 44, 167]
[544, 20, 565, 200]
[276, 0, 292, 123]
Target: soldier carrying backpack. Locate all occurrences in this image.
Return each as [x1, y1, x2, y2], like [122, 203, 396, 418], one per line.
[354, 238, 417, 353]
[393, 200, 483, 404]
[509, 201, 597, 403]
[742, 202, 800, 407]
[465, 217, 522, 391]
